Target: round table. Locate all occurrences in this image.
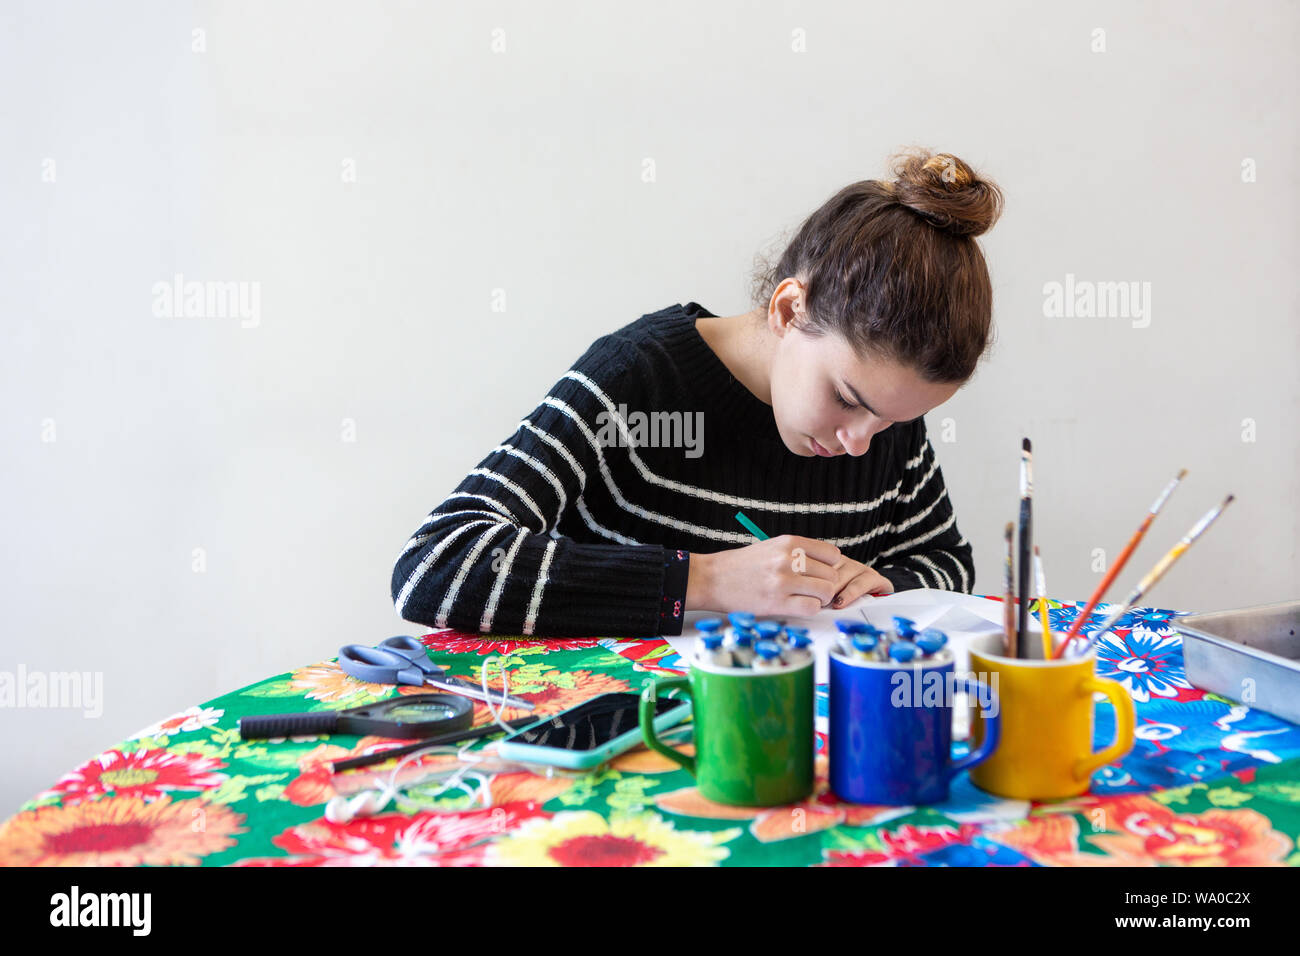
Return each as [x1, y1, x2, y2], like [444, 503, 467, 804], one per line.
[3, 598, 1298, 866]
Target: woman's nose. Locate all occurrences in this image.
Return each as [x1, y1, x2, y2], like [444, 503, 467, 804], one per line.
[837, 428, 870, 456]
[838, 419, 886, 456]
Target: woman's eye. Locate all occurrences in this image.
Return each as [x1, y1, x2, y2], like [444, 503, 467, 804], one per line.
[834, 391, 856, 410]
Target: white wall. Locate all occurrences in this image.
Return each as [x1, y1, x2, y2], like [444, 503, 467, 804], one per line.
[2, 0, 1296, 817]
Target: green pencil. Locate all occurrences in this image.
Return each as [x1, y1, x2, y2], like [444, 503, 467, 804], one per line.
[734, 510, 769, 541]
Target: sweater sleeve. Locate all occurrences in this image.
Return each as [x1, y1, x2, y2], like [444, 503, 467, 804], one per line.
[871, 419, 976, 595]
[391, 339, 680, 638]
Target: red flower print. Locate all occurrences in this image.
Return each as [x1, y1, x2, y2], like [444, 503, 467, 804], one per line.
[232, 802, 549, 866]
[42, 748, 228, 805]
[418, 631, 602, 655]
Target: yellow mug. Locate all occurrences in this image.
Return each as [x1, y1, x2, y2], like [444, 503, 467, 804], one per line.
[967, 630, 1135, 800]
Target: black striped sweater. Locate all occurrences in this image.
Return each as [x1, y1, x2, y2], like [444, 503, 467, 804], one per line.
[391, 302, 975, 638]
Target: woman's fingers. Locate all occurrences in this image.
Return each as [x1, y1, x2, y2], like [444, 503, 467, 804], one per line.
[756, 535, 836, 605]
[830, 572, 869, 609]
[772, 534, 840, 572]
[785, 562, 839, 605]
[831, 568, 895, 608]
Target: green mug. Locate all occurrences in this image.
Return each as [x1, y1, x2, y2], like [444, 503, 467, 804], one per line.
[638, 657, 815, 806]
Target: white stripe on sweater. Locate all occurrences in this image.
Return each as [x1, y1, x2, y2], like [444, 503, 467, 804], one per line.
[438, 492, 518, 522]
[871, 442, 972, 591]
[576, 497, 642, 545]
[897, 453, 939, 505]
[912, 553, 955, 590]
[488, 443, 569, 522]
[407, 494, 518, 545]
[464, 468, 547, 526]
[539, 396, 760, 543]
[435, 523, 515, 628]
[410, 461, 958, 574]
[521, 420, 588, 493]
[395, 519, 495, 618]
[831, 480, 946, 550]
[435, 454, 947, 555]
[933, 547, 972, 592]
[400, 509, 515, 559]
[902, 559, 937, 588]
[523, 539, 559, 635]
[876, 510, 957, 560]
[480, 532, 528, 633]
[553, 371, 927, 516]
[534, 391, 939, 545]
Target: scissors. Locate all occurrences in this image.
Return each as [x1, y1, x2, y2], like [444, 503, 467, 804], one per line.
[339, 636, 534, 711]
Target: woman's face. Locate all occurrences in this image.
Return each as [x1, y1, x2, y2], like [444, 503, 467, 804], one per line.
[768, 301, 961, 458]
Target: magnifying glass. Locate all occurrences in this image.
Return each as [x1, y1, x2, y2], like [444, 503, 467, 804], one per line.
[238, 694, 474, 740]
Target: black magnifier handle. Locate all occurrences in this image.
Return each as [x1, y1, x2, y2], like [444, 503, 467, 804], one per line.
[239, 711, 341, 740]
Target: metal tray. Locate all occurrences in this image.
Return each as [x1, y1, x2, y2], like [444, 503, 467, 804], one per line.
[1175, 601, 1300, 725]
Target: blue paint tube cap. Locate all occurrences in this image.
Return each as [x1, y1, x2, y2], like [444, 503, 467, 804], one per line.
[732, 628, 755, 647]
[889, 641, 919, 663]
[835, 618, 868, 635]
[695, 618, 723, 635]
[851, 634, 878, 654]
[861, 622, 886, 639]
[892, 616, 919, 640]
[755, 640, 783, 661]
[728, 612, 757, 630]
[701, 633, 724, 650]
[787, 632, 812, 650]
[755, 620, 783, 639]
[917, 629, 948, 655]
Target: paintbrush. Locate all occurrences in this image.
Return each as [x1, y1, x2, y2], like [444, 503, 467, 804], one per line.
[1073, 494, 1235, 658]
[1016, 438, 1033, 658]
[1034, 545, 1053, 660]
[1053, 469, 1188, 659]
[1003, 521, 1016, 657]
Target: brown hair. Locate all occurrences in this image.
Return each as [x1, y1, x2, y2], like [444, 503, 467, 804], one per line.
[751, 148, 1004, 383]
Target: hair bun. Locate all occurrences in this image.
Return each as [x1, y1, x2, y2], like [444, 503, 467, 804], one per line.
[888, 149, 1003, 238]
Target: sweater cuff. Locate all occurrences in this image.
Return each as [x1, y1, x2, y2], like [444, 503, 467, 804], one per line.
[875, 563, 928, 594]
[657, 548, 690, 636]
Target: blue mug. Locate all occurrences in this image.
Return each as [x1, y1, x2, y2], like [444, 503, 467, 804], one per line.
[828, 647, 1001, 805]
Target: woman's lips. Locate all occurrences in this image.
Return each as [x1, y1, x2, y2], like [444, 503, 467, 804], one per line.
[811, 437, 838, 457]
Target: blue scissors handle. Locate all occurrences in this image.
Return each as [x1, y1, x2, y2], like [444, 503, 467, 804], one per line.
[337, 636, 534, 711]
[376, 636, 443, 675]
[339, 639, 439, 687]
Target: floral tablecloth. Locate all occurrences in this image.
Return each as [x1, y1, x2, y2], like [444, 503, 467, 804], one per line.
[3, 598, 1299, 867]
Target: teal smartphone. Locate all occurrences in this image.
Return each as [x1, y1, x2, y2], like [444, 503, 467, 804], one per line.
[495, 691, 691, 770]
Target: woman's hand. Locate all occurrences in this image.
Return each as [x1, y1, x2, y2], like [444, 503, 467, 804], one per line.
[686, 535, 844, 618]
[827, 555, 895, 608]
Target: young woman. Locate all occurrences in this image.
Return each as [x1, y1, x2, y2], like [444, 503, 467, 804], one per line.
[393, 148, 1003, 638]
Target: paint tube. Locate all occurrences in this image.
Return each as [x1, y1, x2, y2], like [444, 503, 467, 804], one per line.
[782, 629, 813, 667]
[725, 626, 756, 667]
[696, 632, 734, 667]
[850, 633, 878, 661]
[888, 641, 919, 663]
[917, 628, 948, 658]
[752, 640, 785, 671]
